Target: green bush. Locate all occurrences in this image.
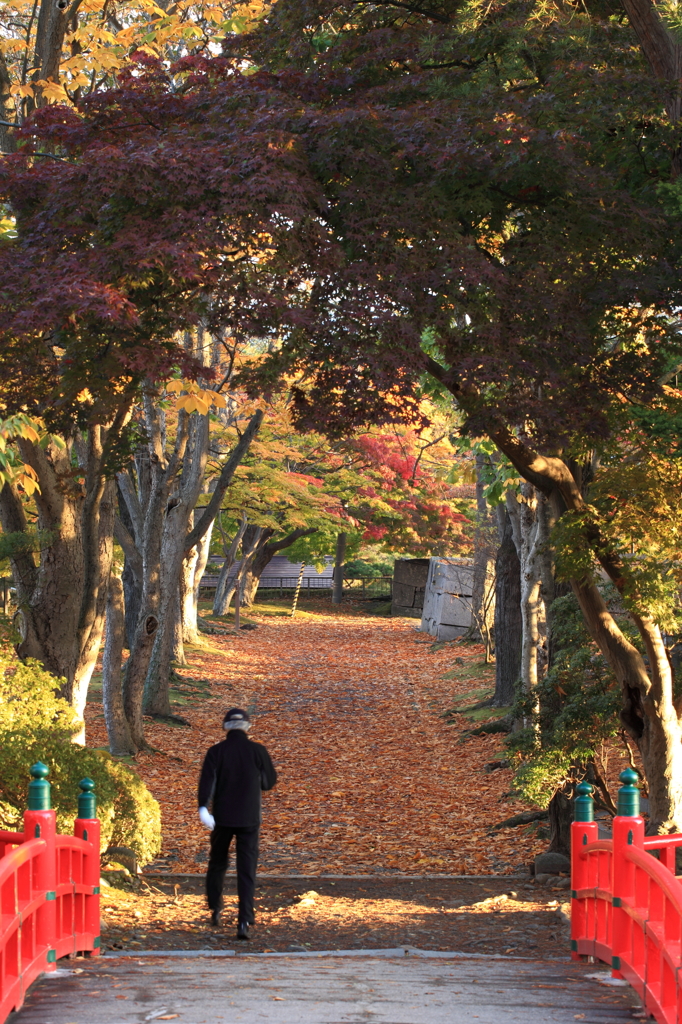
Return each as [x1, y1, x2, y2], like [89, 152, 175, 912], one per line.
[0, 653, 161, 864]
[508, 591, 624, 809]
[344, 556, 395, 578]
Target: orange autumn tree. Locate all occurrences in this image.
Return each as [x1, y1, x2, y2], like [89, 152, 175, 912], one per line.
[209, 396, 472, 607]
[0, 0, 268, 151]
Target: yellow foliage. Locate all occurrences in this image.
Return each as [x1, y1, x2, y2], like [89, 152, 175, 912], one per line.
[166, 379, 227, 413]
[0, 416, 43, 495]
[1, 0, 273, 123]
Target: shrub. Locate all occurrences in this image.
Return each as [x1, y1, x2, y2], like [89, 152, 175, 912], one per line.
[0, 652, 161, 864]
[508, 591, 625, 810]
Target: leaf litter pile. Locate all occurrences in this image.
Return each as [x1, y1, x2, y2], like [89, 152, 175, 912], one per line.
[85, 602, 570, 955]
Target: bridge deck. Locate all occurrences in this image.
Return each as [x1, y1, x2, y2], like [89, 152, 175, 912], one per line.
[14, 952, 642, 1024]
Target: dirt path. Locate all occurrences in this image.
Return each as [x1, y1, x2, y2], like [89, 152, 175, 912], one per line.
[86, 605, 570, 955]
[98, 875, 572, 957]
[88, 605, 540, 877]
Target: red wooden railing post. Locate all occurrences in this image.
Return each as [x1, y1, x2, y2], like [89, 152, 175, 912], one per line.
[22, 762, 57, 973]
[73, 778, 101, 957]
[611, 768, 644, 980]
[571, 780, 598, 960]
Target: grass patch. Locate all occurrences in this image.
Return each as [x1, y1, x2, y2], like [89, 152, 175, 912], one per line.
[442, 686, 511, 727]
[168, 672, 216, 708]
[442, 661, 494, 680]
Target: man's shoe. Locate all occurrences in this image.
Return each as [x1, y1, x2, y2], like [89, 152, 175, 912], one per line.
[236, 922, 250, 941]
[210, 909, 222, 927]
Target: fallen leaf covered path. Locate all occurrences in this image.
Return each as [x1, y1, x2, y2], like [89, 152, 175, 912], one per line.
[87, 606, 542, 875]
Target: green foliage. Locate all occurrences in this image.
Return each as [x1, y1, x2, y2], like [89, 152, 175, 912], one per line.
[0, 653, 161, 863]
[0, 530, 53, 573]
[453, 437, 520, 506]
[554, 454, 682, 632]
[344, 552, 396, 577]
[510, 592, 623, 807]
[513, 749, 574, 811]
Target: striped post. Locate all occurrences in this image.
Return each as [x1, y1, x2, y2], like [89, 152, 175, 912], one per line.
[290, 563, 306, 617]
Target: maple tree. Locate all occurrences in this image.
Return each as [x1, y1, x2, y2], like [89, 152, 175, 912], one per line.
[108, 356, 263, 754]
[0, 51, 329, 736]
[337, 429, 470, 556]
[209, 396, 471, 608]
[0, 0, 268, 144]
[200, 0, 682, 833]
[3, 0, 682, 839]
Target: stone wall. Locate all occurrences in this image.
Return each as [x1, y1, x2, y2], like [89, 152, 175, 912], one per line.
[391, 558, 430, 618]
[420, 558, 474, 640]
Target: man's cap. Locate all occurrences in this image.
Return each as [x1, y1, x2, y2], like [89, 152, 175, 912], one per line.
[223, 707, 250, 725]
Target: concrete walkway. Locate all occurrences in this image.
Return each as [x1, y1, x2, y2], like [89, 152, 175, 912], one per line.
[13, 951, 641, 1024]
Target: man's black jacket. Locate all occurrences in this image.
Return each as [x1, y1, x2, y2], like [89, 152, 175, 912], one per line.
[198, 730, 277, 828]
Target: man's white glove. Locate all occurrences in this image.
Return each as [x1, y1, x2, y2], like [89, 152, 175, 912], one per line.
[199, 806, 215, 831]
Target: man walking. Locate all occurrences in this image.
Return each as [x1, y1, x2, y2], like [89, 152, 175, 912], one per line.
[198, 707, 277, 939]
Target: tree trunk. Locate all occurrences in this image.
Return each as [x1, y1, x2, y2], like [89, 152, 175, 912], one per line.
[0, 432, 121, 743]
[492, 426, 682, 830]
[547, 785, 573, 857]
[240, 526, 318, 608]
[470, 453, 496, 647]
[493, 505, 522, 707]
[117, 481, 142, 649]
[101, 575, 134, 755]
[117, 404, 189, 747]
[71, 475, 116, 742]
[143, 501, 190, 717]
[332, 531, 347, 604]
[144, 585, 180, 717]
[619, 0, 682, 129]
[571, 575, 682, 832]
[213, 513, 248, 615]
[180, 516, 214, 646]
[506, 484, 550, 723]
[230, 526, 270, 609]
[144, 408, 263, 714]
[122, 612, 159, 749]
[143, 409, 209, 716]
[121, 559, 141, 651]
[240, 526, 274, 607]
[116, 399, 262, 744]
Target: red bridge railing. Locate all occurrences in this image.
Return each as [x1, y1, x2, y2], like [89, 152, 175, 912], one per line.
[0, 763, 101, 1024]
[571, 768, 682, 1024]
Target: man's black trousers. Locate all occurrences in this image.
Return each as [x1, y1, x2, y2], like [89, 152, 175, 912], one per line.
[206, 825, 259, 925]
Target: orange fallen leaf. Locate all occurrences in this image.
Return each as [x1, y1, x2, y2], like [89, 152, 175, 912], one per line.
[84, 613, 554, 877]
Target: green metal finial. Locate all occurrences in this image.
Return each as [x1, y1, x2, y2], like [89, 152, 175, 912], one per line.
[78, 778, 96, 819]
[617, 767, 640, 817]
[28, 762, 51, 810]
[574, 780, 594, 823]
